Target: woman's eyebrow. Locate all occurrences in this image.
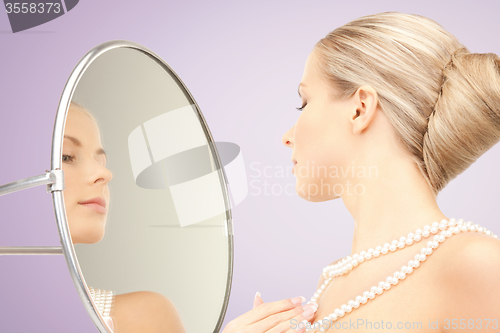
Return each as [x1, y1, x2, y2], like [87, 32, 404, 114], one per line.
[298, 83, 306, 98]
[64, 135, 107, 157]
[64, 135, 81, 146]
[97, 148, 107, 158]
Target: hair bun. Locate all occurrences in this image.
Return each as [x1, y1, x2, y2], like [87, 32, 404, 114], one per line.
[423, 50, 500, 193]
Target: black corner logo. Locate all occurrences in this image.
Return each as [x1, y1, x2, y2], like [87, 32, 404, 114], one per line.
[4, 0, 79, 33]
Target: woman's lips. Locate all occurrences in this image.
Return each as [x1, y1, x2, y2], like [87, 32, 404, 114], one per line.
[78, 197, 106, 214]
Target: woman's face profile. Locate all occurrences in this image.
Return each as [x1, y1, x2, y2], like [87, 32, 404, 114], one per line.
[282, 51, 356, 202]
[62, 106, 113, 244]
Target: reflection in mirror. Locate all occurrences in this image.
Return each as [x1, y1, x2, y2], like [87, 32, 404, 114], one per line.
[63, 47, 231, 332]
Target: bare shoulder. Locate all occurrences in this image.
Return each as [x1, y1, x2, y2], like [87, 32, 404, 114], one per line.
[112, 291, 186, 333]
[432, 231, 500, 320]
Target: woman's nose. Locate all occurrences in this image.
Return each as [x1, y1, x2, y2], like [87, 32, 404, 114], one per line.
[282, 124, 294, 148]
[89, 162, 113, 185]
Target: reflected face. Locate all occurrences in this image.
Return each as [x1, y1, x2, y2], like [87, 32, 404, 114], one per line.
[63, 107, 113, 244]
[282, 51, 355, 202]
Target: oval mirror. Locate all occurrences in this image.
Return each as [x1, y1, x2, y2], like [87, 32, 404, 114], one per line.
[0, 40, 234, 333]
[60, 40, 234, 332]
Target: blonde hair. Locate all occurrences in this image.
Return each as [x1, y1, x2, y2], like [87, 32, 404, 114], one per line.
[314, 12, 500, 196]
[69, 101, 98, 124]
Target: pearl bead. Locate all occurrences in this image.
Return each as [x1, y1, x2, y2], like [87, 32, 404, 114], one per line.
[312, 219, 496, 332]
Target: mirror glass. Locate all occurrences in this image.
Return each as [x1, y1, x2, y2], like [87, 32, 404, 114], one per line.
[62, 46, 232, 332]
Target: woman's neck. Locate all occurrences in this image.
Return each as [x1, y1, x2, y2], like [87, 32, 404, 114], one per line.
[341, 155, 448, 256]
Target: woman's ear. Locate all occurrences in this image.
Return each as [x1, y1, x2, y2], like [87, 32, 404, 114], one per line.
[351, 86, 378, 135]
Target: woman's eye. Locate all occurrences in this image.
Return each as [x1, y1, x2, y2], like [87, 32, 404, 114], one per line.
[62, 154, 75, 163]
[296, 102, 307, 112]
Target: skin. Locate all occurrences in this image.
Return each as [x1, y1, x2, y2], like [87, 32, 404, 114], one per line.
[62, 107, 112, 244]
[63, 107, 187, 333]
[223, 49, 500, 332]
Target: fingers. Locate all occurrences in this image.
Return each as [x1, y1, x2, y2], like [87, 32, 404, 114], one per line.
[252, 302, 318, 333]
[253, 292, 264, 309]
[233, 296, 306, 328]
[281, 302, 319, 333]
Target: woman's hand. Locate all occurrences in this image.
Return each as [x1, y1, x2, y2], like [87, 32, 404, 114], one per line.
[221, 292, 318, 333]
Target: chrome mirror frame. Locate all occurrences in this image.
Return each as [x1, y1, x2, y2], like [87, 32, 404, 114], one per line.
[0, 40, 234, 333]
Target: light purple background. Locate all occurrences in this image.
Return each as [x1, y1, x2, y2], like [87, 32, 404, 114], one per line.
[1, 1, 500, 332]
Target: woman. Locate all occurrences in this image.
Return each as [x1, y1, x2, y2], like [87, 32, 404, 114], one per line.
[222, 12, 500, 333]
[63, 102, 186, 333]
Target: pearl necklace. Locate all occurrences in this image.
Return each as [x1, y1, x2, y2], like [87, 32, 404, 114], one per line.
[304, 218, 498, 333]
[88, 286, 115, 326]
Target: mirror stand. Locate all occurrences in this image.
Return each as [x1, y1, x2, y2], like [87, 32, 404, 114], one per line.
[0, 169, 64, 256]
